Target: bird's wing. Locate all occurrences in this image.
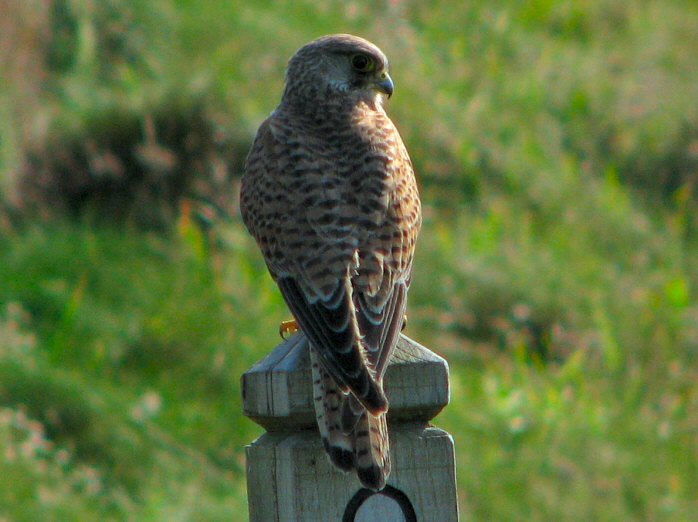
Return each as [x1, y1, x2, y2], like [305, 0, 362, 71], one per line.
[355, 274, 409, 380]
[240, 117, 281, 272]
[352, 127, 421, 381]
[241, 115, 389, 414]
[277, 276, 388, 413]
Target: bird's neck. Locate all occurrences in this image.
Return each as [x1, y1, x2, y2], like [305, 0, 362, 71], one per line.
[280, 88, 383, 127]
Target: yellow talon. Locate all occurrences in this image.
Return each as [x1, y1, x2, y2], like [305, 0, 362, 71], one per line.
[280, 315, 405, 338]
[279, 319, 299, 339]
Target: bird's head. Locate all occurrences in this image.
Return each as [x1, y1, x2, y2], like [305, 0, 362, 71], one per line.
[283, 34, 394, 109]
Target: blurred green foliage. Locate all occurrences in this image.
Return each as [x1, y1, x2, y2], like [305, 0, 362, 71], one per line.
[1, 0, 697, 520]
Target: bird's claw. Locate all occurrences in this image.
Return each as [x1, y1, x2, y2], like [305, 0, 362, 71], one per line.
[279, 319, 299, 339]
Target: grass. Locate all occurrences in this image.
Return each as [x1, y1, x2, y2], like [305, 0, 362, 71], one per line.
[0, 221, 269, 519]
[1, 0, 698, 520]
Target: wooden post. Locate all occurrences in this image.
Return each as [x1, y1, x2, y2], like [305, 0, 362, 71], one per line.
[242, 333, 459, 521]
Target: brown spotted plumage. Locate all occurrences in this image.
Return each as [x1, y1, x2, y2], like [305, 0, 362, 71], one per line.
[240, 34, 421, 491]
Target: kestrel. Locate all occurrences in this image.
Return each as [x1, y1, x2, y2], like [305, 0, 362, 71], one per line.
[240, 34, 421, 491]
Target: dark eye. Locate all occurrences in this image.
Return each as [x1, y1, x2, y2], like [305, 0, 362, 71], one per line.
[351, 54, 374, 72]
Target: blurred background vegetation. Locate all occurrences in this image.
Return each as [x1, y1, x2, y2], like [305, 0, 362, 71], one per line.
[1, 0, 697, 520]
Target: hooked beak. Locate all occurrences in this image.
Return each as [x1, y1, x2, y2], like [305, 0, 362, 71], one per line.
[375, 72, 394, 98]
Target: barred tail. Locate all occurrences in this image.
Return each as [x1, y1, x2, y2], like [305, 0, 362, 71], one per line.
[311, 347, 354, 470]
[354, 409, 390, 491]
[310, 347, 391, 491]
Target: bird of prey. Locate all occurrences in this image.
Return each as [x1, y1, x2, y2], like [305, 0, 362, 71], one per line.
[240, 34, 421, 491]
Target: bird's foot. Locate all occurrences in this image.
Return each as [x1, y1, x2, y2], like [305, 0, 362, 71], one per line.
[401, 314, 408, 331]
[279, 319, 299, 339]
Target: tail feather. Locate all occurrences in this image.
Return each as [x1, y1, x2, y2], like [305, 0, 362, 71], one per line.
[354, 410, 390, 491]
[340, 394, 363, 434]
[310, 347, 391, 490]
[311, 348, 353, 471]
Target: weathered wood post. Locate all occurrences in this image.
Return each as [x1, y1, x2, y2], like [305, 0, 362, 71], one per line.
[242, 333, 459, 521]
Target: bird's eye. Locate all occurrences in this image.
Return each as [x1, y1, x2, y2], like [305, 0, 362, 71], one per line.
[351, 54, 374, 72]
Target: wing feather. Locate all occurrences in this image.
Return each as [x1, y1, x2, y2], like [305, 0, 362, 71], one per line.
[277, 277, 388, 414]
[356, 279, 407, 379]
